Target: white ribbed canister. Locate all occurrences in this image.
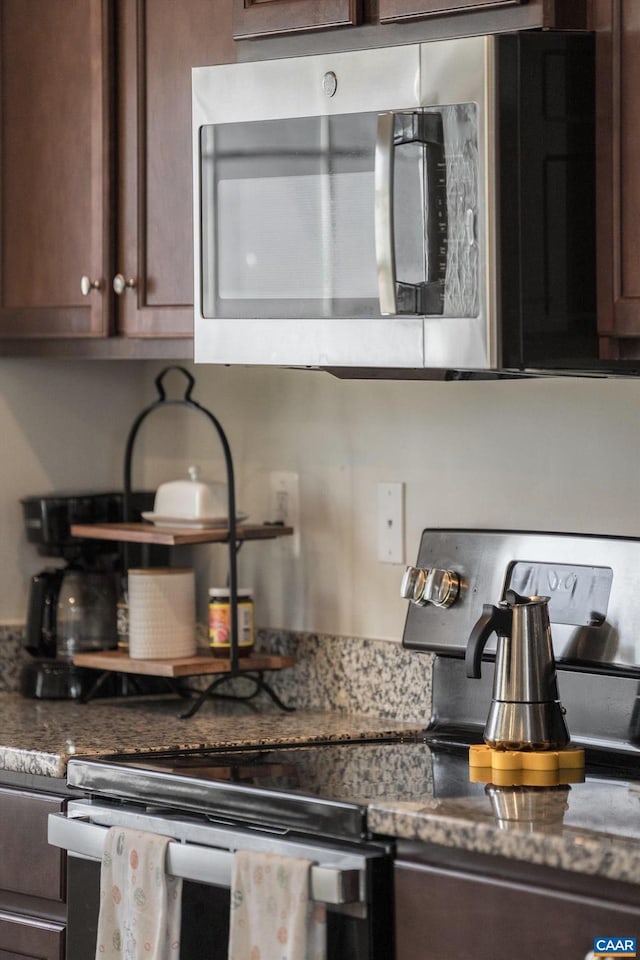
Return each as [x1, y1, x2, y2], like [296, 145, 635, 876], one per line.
[127, 568, 196, 659]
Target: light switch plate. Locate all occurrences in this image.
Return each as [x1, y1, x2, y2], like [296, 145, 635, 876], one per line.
[377, 482, 405, 564]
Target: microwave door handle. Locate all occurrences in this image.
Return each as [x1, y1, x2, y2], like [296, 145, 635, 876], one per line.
[375, 111, 447, 317]
[48, 813, 361, 906]
[375, 112, 398, 316]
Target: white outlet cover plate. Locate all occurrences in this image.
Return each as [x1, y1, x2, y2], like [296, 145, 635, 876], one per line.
[270, 471, 300, 557]
[377, 482, 405, 564]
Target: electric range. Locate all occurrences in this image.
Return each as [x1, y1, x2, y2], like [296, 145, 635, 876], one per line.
[50, 529, 640, 960]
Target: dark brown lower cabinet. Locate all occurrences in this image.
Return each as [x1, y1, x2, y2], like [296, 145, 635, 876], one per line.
[0, 780, 70, 960]
[0, 912, 64, 960]
[395, 843, 640, 960]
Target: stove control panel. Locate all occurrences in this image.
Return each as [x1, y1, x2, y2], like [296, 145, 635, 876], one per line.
[402, 528, 640, 675]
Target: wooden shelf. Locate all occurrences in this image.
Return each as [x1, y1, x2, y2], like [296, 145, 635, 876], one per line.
[70, 521, 293, 546]
[73, 649, 295, 678]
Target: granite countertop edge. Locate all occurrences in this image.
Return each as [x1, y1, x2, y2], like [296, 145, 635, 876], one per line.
[368, 800, 640, 887]
[2, 693, 638, 888]
[0, 692, 427, 779]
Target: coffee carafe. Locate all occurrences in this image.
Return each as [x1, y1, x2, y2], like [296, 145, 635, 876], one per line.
[466, 589, 570, 750]
[55, 568, 117, 661]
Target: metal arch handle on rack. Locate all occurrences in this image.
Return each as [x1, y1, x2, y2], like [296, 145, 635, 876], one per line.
[122, 365, 241, 674]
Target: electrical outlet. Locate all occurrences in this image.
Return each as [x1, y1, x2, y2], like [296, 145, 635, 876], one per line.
[270, 471, 300, 557]
[377, 482, 405, 564]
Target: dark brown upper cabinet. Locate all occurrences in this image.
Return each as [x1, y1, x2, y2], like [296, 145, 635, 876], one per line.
[0, 0, 234, 350]
[379, 0, 525, 27]
[233, 0, 588, 41]
[117, 0, 234, 340]
[0, 0, 112, 340]
[595, 0, 640, 362]
[379, 0, 589, 28]
[232, 0, 361, 40]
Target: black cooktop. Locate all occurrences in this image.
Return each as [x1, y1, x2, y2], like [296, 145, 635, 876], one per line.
[68, 738, 430, 839]
[67, 737, 640, 842]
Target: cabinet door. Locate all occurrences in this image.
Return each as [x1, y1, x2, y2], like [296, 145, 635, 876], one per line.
[117, 0, 235, 338]
[595, 0, 640, 358]
[0, 912, 64, 960]
[379, 0, 586, 28]
[0, 0, 113, 339]
[395, 858, 640, 960]
[232, 0, 360, 40]
[380, 0, 523, 23]
[0, 787, 65, 903]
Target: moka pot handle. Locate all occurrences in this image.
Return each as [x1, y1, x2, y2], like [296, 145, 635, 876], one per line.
[466, 604, 512, 679]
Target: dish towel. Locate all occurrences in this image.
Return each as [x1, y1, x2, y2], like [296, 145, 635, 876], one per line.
[228, 850, 327, 960]
[95, 826, 182, 960]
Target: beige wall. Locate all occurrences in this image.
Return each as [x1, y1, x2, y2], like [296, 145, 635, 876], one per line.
[1, 359, 148, 623]
[2, 358, 640, 643]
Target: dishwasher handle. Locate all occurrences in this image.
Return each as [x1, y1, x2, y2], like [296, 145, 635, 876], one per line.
[48, 813, 361, 906]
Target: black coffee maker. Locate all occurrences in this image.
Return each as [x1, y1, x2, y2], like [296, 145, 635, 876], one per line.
[20, 491, 154, 699]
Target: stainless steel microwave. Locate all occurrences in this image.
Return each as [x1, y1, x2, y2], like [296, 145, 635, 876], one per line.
[192, 33, 596, 375]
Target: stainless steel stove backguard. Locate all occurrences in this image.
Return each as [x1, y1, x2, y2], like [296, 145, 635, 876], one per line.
[402, 529, 640, 755]
[403, 529, 640, 673]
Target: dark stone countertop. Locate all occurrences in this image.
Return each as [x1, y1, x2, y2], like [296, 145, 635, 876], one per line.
[0, 692, 425, 778]
[368, 756, 640, 887]
[4, 692, 640, 888]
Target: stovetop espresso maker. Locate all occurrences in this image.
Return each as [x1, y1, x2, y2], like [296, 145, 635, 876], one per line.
[465, 589, 570, 750]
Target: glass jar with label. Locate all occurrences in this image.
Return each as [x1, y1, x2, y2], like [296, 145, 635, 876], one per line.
[208, 587, 254, 658]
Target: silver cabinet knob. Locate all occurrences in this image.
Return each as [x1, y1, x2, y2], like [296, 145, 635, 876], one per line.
[113, 273, 137, 295]
[80, 276, 102, 296]
[401, 566, 460, 608]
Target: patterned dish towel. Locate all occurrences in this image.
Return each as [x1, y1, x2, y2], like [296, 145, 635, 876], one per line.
[95, 826, 182, 960]
[228, 850, 326, 960]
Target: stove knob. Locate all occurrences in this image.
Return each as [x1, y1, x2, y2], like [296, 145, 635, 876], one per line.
[401, 566, 460, 608]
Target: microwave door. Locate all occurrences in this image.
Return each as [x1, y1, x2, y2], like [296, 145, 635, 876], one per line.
[200, 113, 383, 322]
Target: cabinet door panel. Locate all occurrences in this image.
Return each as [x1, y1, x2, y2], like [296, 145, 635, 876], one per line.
[0, 788, 65, 903]
[0, 912, 64, 960]
[117, 0, 235, 338]
[596, 0, 640, 346]
[396, 859, 640, 960]
[380, 0, 522, 23]
[378, 0, 587, 28]
[232, 0, 360, 40]
[619, 3, 640, 302]
[0, 0, 112, 338]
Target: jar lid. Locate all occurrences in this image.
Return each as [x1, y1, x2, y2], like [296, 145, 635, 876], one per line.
[209, 587, 253, 598]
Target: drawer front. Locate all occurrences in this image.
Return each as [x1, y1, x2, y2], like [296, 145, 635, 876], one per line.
[0, 788, 65, 903]
[0, 910, 64, 960]
[395, 859, 640, 960]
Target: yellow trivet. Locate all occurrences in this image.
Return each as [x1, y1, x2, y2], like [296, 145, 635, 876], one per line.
[469, 743, 586, 786]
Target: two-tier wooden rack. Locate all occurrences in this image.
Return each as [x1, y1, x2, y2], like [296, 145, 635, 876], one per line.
[69, 366, 296, 718]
